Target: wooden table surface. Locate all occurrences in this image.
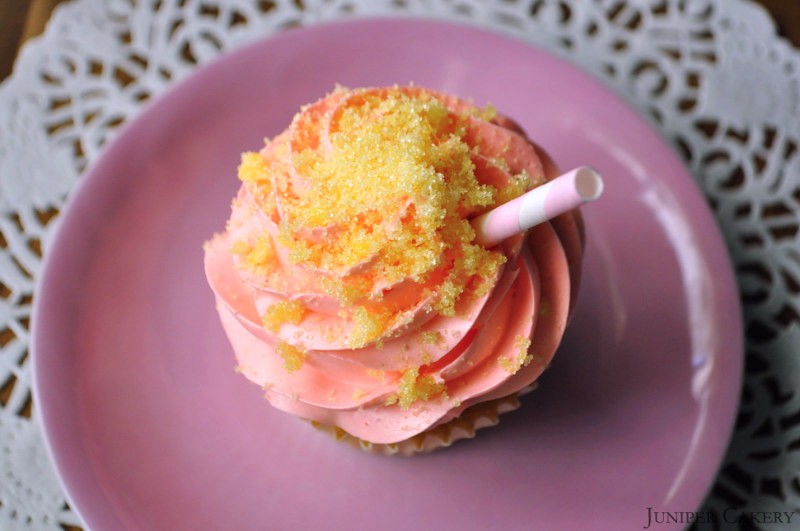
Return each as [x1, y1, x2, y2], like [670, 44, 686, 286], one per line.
[1, 0, 799, 84]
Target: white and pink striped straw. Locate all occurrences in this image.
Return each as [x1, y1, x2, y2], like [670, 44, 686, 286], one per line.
[472, 166, 604, 247]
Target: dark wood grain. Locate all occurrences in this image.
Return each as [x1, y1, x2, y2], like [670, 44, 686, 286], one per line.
[755, 0, 800, 46]
[0, 1, 32, 80]
[0, 0, 71, 82]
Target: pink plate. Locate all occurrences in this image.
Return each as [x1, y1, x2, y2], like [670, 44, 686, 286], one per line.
[32, 18, 742, 530]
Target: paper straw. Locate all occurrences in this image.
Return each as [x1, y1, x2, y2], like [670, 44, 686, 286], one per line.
[472, 166, 604, 247]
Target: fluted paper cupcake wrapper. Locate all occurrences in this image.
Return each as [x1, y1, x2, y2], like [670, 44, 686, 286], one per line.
[309, 384, 537, 456]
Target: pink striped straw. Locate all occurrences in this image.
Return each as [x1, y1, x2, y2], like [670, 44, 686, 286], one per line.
[472, 166, 604, 247]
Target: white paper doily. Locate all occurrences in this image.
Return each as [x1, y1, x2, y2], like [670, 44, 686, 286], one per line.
[1, 0, 798, 529]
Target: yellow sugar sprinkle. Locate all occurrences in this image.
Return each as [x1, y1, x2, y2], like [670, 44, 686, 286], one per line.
[481, 103, 498, 122]
[231, 234, 276, 273]
[417, 330, 443, 345]
[498, 334, 533, 374]
[514, 333, 532, 352]
[496, 170, 532, 204]
[349, 306, 392, 348]
[352, 388, 366, 400]
[237, 152, 269, 184]
[276, 340, 306, 373]
[384, 367, 447, 409]
[229, 240, 250, 255]
[262, 300, 307, 333]
[433, 278, 461, 317]
[281, 89, 498, 273]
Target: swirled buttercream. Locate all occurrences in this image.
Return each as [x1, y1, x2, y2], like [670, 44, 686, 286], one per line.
[204, 86, 584, 445]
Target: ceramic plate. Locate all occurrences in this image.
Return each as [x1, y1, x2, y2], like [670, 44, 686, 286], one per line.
[32, 18, 742, 530]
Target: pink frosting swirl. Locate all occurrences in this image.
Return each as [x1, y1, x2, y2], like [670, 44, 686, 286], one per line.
[204, 86, 584, 444]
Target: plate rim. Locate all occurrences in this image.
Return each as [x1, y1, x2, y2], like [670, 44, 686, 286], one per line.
[30, 15, 744, 529]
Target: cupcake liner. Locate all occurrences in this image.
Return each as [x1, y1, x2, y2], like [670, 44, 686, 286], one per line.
[309, 383, 538, 456]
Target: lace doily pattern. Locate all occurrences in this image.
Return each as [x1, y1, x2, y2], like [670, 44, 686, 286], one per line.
[1, 0, 797, 529]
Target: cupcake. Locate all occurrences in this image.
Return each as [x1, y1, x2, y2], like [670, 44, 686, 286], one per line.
[203, 85, 585, 454]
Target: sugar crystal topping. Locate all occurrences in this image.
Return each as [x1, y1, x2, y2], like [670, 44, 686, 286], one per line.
[233, 86, 531, 348]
